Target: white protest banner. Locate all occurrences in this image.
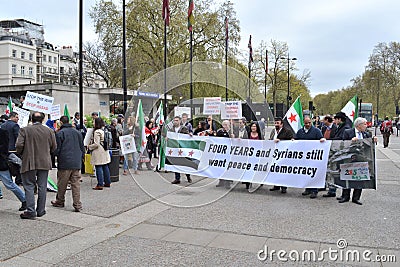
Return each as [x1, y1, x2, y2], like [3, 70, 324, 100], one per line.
[23, 91, 54, 114]
[164, 132, 331, 188]
[119, 135, 137, 155]
[13, 107, 30, 128]
[340, 162, 370, 181]
[174, 106, 191, 118]
[203, 97, 221, 115]
[84, 128, 94, 146]
[220, 101, 242, 119]
[50, 104, 61, 120]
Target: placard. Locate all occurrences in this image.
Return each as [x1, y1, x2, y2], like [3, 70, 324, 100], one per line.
[50, 104, 61, 120]
[13, 107, 30, 128]
[203, 97, 221, 115]
[174, 106, 191, 118]
[220, 101, 242, 119]
[23, 91, 54, 113]
[119, 135, 137, 155]
[340, 162, 370, 181]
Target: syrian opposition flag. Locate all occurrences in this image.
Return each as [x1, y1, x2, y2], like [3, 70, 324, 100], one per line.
[341, 95, 358, 123]
[284, 96, 304, 133]
[5, 97, 13, 115]
[155, 101, 164, 126]
[165, 132, 205, 172]
[136, 99, 147, 153]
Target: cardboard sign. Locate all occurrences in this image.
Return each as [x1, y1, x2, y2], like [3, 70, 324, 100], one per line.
[340, 162, 370, 181]
[174, 106, 191, 118]
[119, 135, 137, 155]
[203, 97, 221, 115]
[23, 91, 54, 113]
[50, 104, 61, 120]
[13, 107, 30, 128]
[220, 101, 242, 119]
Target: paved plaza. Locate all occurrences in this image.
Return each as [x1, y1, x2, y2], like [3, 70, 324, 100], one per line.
[0, 128, 399, 266]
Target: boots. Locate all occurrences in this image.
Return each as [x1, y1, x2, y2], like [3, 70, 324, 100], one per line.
[19, 201, 26, 211]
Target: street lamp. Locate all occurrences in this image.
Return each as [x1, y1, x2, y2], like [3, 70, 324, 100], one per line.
[371, 77, 380, 126]
[280, 54, 297, 111]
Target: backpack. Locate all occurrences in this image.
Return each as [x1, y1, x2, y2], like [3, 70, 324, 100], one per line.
[102, 126, 113, 150]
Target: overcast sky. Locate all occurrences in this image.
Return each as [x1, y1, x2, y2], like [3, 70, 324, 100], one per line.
[2, 0, 400, 96]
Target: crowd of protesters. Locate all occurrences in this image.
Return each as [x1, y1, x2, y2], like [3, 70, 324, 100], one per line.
[0, 100, 398, 219]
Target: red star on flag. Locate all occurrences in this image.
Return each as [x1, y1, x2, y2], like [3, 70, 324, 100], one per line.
[350, 110, 355, 119]
[188, 150, 194, 157]
[141, 140, 146, 147]
[168, 149, 173, 155]
[288, 113, 297, 123]
[178, 149, 183, 156]
[5, 109, 10, 115]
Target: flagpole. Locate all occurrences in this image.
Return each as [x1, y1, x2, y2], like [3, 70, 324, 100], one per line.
[225, 17, 228, 101]
[190, 30, 194, 120]
[122, 0, 127, 114]
[78, 0, 83, 128]
[264, 49, 267, 103]
[163, 19, 167, 121]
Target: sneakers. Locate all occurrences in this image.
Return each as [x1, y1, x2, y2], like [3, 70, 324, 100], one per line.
[0, 195, 3, 199]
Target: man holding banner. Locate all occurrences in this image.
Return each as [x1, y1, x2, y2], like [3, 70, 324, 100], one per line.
[168, 116, 192, 184]
[296, 116, 325, 199]
[269, 117, 293, 194]
[338, 117, 377, 205]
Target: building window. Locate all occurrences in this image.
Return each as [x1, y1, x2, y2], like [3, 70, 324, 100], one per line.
[12, 49, 17, 57]
[21, 51, 25, 59]
[54, 57, 57, 64]
[48, 56, 52, 63]
[43, 67, 47, 73]
[21, 66, 25, 75]
[29, 67, 33, 76]
[60, 67, 64, 74]
[29, 53, 33, 61]
[12, 64, 17, 74]
[43, 55, 47, 62]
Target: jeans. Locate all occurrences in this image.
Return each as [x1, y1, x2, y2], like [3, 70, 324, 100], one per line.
[123, 152, 139, 171]
[21, 170, 48, 216]
[95, 164, 111, 186]
[0, 170, 25, 202]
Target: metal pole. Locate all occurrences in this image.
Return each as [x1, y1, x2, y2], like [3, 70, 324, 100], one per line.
[225, 26, 228, 101]
[163, 21, 167, 119]
[190, 30, 194, 119]
[248, 62, 251, 101]
[264, 50, 267, 103]
[78, 0, 83, 128]
[286, 54, 290, 112]
[122, 0, 127, 115]
[377, 77, 380, 123]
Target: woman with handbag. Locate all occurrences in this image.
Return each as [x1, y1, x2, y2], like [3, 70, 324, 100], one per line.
[0, 128, 26, 210]
[88, 118, 111, 190]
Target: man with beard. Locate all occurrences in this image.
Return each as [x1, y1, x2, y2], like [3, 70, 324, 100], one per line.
[268, 117, 293, 194]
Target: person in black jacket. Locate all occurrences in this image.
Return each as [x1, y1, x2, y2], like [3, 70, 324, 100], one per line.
[269, 117, 294, 193]
[338, 117, 378, 205]
[322, 113, 349, 197]
[51, 116, 85, 212]
[0, 128, 26, 211]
